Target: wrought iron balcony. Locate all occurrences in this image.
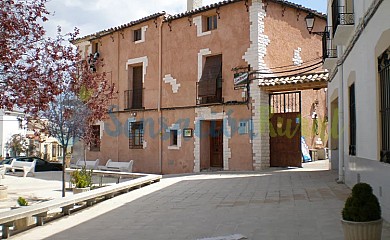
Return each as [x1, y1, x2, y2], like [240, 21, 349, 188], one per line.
[196, 80, 223, 105]
[322, 27, 337, 60]
[332, 2, 355, 36]
[124, 89, 143, 110]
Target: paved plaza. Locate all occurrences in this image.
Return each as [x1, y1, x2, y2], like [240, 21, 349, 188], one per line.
[1, 160, 390, 240]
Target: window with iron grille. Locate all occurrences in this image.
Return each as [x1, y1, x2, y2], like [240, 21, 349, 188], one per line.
[129, 121, 144, 149]
[379, 49, 390, 163]
[90, 125, 100, 152]
[349, 84, 356, 156]
[134, 29, 142, 42]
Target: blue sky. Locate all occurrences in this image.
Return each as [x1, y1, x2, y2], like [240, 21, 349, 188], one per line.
[45, 0, 327, 38]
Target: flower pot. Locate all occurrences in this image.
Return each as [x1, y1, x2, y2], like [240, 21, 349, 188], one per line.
[341, 219, 383, 240]
[73, 187, 90, 194]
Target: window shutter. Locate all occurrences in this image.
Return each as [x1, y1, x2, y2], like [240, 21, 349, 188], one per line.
[198, 55, 222, 97]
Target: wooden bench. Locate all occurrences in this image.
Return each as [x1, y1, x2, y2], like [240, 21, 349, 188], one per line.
[70, 159, 99, 170]
[0, 172, 162, 238]
[5, 159, 36, 177]
[98, 159, 133, 172]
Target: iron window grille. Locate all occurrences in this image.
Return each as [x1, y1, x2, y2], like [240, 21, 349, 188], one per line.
[129, 121, 144, 149]
[379, 51, 390, 163]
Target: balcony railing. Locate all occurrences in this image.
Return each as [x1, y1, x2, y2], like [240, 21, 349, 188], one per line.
[322, 27, 337, 60]
[332, 2, 354, 36]
[124, 89, 143, 110]
[196, 79, 223, 105]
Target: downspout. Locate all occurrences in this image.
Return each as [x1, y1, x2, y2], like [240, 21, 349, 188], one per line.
[117, 31, 120, 162]
[158, 16, 163, 174]
[338, 58, 345, 183]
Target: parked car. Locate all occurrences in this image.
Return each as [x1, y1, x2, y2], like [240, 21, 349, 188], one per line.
[0, 157, 62, 172]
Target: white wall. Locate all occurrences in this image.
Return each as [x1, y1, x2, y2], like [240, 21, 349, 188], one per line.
[327, 0, 390, 221]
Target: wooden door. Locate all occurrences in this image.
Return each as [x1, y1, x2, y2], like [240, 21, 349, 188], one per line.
[210, 121, 223, 168]
[132, 66, 143, 109]
[270, 92, 302, 167]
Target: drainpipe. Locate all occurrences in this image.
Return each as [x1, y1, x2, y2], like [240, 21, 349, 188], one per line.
[158, 16, 163, 174]
[117, 31, 120, 163]
[338, 58, 345, 183]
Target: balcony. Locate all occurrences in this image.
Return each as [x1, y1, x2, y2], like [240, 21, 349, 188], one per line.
[332, 3, 355, 45]
[322, 27, 338, 70]
[197, 78, 223, 105]
[124, 89, 143, 110]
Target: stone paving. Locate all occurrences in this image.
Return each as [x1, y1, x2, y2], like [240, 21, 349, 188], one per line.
[2, 160, 390, 240]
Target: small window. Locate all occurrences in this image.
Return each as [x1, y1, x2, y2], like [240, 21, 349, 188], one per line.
[129, 121, 144, 149]
[349, 84, 356, 156]
[52, 145, 57, 157]
[170, 130, 178, 146]
[90, 125, 100, 152]
[134, 29, 142, 42]
[206, 15, 218, 31]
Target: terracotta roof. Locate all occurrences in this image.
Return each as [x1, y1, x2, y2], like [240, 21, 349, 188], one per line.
[74, 0, 326, 43]
[259, 72, 329, 87]
[165, 0, 326, 21]
[73, 12, 166, 43]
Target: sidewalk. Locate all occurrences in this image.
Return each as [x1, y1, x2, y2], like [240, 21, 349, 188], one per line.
[3, 160, 390, 240]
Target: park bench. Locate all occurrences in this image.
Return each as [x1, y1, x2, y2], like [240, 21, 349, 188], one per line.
[71, 159, 99, 170]
[5, 159, 36, 177]
[98, 159, 133, 172]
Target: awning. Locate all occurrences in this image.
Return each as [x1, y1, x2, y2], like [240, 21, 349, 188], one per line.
[259, 72, 329, 92]
[198, 55, 222, 97]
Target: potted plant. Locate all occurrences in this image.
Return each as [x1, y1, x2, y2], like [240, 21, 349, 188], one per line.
[70, 166, 92, 194]
[341, 182, 382, 240]
[13, 197, 35, 230]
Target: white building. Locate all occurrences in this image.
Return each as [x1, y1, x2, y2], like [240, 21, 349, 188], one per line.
[0, 110, 27, 157]
[324, 0, 390, 220]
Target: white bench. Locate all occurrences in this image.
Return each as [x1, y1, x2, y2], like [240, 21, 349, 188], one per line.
[5, 159, 36, 177]
[98, 159, 133, 172]
[71, 159, 99, 170]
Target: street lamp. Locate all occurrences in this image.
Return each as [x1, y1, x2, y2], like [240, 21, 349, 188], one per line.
[305, 13, 327, 37]
[305, 13, 315, 34]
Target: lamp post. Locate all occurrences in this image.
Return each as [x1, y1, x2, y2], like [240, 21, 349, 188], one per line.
[304, 13, 328, 37]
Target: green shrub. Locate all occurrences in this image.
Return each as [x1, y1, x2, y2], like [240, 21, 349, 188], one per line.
[17, 197, 28, 206]
[70, 167, 92, 188]
[342, 182, 381, 222]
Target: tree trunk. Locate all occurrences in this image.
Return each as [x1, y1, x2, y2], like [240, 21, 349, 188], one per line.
[62, 147, 67, 197]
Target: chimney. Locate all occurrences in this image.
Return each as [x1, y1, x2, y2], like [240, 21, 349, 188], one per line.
[187, 0, 202, 11]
